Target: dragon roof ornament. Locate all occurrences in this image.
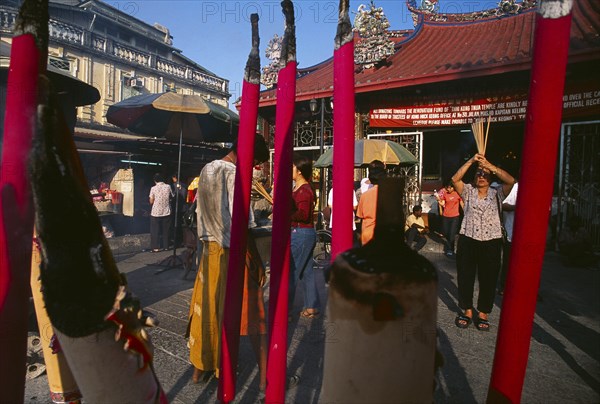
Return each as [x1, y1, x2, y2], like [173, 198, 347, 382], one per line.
[353, 1, 395, 69]
[407, 0, 538, 26]
[261, 33, 283, 88]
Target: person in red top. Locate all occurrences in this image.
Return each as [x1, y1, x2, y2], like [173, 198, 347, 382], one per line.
[289, 153, 319, 318]
[437, 182, 463, 257]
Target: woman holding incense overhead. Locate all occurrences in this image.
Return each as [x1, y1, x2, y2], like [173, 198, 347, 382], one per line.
[289, 153, 319, 318]
[451, 153, 515, 331]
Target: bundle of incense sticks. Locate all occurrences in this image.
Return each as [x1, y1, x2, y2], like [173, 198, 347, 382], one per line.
[252, 179, 273, 205]
[471, 117, 491, 155]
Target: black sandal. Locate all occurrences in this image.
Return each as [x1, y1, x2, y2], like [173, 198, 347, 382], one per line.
[475, 317, 490, 332]
[455, 314, 472, 329]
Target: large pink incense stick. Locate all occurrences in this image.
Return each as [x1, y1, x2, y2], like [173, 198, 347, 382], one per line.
[488, 1, 573, 402]
[331, 0, 355, 259]
[0, 0, 47, 401]
[266, 1, 296, 402]
[219, 14, 261, 403]
[30, 75, 167, 404]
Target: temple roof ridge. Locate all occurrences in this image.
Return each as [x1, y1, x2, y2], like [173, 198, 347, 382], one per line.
[406, 0, 538, 26]
[257, 0, 598, 107]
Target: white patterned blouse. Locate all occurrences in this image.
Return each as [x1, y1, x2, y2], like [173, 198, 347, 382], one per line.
[149, 182, 173, 217]
[459, 183, 505, 241]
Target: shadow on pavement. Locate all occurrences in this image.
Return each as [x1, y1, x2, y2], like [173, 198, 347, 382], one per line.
[438, 267, 462, 315]
[435, 327, 477, 403]
[534, 295, 600, 362]
[531, 322, 600, 393]
[193, 376, 218, 403]
[428, 231, 449, 248]
[166, 365, 194, 400]
[112, 252, 138, 263]
[123, 262, 194, 308]
[287, 316, 326, 404]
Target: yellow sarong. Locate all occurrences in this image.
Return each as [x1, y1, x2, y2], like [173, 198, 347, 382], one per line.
[187, 237, 267, 372]
[188, 241, 228, 372]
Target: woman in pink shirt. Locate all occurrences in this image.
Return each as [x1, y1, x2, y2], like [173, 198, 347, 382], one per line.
[437, 182, 463, 257]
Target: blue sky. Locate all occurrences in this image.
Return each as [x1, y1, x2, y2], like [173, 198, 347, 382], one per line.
[120, 1, 497, 108]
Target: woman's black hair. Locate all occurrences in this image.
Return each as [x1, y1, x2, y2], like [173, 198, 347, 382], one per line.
[153, 173, 163, 183]
[293, 153, 313, 182]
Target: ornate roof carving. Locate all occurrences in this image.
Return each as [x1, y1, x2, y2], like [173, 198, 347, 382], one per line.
[353, 1, 395, 69]
[261, 34, 282, 88]
[407, 0, 538, 25]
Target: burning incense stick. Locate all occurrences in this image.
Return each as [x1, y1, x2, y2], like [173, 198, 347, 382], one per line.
[331, 0, 355, 258]
[30, 69, 167, 404]
[219, 13, 262, 402]
[484, 117, 491, 154]
[266, 1, 296, 402]
[471, 117, 491, 155]
[489, 1, 574, 401]
[0, 0, 48, 399]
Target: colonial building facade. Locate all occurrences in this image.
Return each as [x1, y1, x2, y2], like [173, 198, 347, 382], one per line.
[1, 0, 230, 168]
[1, 0, 233, 235]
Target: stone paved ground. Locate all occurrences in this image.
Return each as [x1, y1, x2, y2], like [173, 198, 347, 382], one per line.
[24, 238, 600, 403]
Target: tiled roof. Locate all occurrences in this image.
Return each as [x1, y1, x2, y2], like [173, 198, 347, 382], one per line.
[258, 0, 600, 107]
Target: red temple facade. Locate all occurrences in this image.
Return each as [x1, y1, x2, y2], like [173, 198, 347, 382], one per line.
[256, 0, 600, 248]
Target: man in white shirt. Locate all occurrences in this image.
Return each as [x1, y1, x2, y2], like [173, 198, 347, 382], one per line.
[498, 182, 518, 295]
[327, 188, 359, 231]
[188, 134, 269, 385]
[149, 173, 174, 252]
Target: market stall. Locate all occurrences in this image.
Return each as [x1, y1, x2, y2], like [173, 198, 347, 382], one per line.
[90, 168, 134, 238]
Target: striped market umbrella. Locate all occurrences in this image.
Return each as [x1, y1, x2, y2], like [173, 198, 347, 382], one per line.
[106, 92, 239, 144]
[314, 138, 418, 168]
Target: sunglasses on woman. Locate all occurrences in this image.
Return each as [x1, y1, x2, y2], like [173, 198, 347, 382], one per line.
[476, 170, 491, 178]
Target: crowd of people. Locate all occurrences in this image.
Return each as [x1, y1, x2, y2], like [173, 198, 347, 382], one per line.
[162, 134, 593, 391]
